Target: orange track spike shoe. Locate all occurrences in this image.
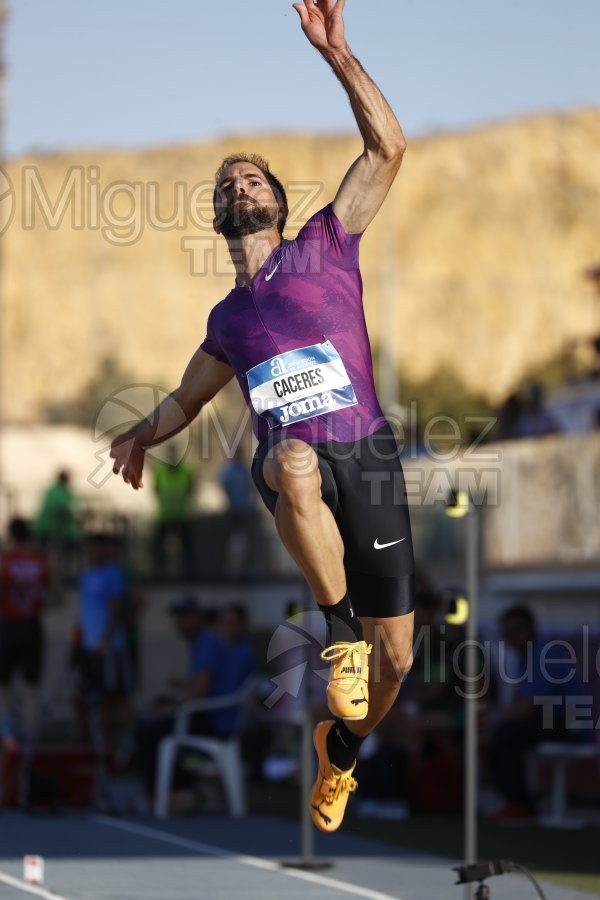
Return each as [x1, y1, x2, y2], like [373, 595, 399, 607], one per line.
[309, 720, 358, 833]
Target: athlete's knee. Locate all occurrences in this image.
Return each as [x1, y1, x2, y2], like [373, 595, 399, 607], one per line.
[397, 649, 414, 683]
[264, 440, 320, 508]
[374, 646, 413, 690]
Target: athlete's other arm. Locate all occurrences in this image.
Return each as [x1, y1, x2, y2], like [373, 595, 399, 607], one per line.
[110, 349, 233, 490]
[293, 0, 406, 234]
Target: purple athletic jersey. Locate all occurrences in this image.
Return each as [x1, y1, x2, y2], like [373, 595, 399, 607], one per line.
[201, 204, 386, 444]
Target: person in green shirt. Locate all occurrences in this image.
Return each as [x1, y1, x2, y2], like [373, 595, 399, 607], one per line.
[34, 470, 81, 580]
[153, 446, 196, 579]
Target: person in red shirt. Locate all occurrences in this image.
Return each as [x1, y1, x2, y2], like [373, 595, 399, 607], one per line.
[0, 518, 54, 757]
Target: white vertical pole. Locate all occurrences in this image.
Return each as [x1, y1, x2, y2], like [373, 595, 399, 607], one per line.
[282, 581, 331, 871]
[464, 503, 480, 900]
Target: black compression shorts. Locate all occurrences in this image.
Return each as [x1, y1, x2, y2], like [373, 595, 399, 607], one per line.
[251, 423, 415, 618]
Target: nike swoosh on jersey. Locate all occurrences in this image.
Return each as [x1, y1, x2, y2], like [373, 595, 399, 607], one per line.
[373, 538, 406, 550]
[264, 260, 282, 281]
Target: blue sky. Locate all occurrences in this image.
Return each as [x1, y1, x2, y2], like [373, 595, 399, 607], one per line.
[6, 0, 599, 158]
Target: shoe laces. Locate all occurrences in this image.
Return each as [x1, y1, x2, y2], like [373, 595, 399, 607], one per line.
[323, 769, 358, 804]
[320, 640, 372, 664]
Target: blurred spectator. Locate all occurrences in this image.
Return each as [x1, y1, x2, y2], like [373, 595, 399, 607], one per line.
[153, 445, 196, 580]
[401, 579, 465, 755]
[485, 605, 592, 823]
[491, 385, 561, 442]
[108, 533, 145, 687]
[72, 532, 136, 804]
[356, 569, 464, 815]
[34, 470, 81, 580]
[136, 597, 255, 808]
[213, 604, 257, 733]
[493, 393, 523, 441]
[216, 603, 261, 778]
[0, 518, 56, 806]
[513, 383, 561, 438]
[219, 446, 256, 577]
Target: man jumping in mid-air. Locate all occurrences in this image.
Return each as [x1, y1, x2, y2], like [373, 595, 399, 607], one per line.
[111, 0, 415, 832]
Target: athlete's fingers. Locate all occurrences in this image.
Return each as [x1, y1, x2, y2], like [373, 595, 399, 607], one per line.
[292, 2, 308, 24]
[319, 0, 338, 15]
[123, 466, 142, 490]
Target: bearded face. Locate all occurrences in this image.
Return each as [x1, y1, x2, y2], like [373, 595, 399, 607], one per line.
[217, 196, 280, 238]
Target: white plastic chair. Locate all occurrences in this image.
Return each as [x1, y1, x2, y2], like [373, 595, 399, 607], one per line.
[154, 677, 257, 820]
[532, 740, 598, 828]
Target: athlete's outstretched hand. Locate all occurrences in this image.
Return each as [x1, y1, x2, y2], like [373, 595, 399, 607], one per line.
[293, 0, 347, 55]
[110, 432, 145, 490]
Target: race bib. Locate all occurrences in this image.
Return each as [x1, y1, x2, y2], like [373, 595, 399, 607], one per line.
[246, 341, 358, 429]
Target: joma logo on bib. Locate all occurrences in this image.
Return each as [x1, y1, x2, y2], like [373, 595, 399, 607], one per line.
[279, 391, 334, 424]
[247, 341, 358, 429]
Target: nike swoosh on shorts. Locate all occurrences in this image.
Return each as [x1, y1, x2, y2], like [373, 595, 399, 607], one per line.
[373, 538, 406, 550]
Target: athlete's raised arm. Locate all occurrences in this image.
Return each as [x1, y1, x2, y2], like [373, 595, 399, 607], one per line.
[293, 0, 406, 234]
[110, 349, 233, 490]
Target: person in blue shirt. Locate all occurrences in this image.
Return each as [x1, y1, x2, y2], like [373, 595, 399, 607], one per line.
[487, 605, 591, 822]
[219, 447, 257, 578]
[73, 532, 137, 806]
[136, 597, 255, 806]
[220, 451, 255, 518]
[79, 536, 127, 657]
[211, 603, 257, 735]
[171, 596, 227, 717]
[75, 533, 135, 719]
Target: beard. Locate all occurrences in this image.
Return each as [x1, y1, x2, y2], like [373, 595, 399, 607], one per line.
[218, 199, 279, 238]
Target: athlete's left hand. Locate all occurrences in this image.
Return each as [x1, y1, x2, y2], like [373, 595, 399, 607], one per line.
[293, 0, 347, 55]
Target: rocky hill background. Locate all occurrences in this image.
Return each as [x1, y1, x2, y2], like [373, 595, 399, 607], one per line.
[2, 108, 600, 424]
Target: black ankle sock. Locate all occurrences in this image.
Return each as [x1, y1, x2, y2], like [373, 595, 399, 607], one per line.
[326, 719, 365, 771]
[317, 593, 363, 644]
